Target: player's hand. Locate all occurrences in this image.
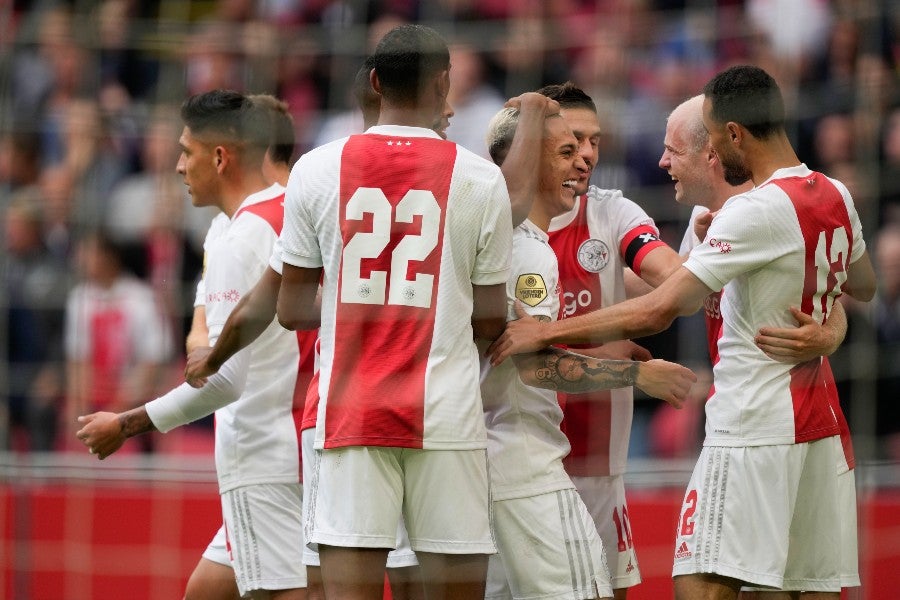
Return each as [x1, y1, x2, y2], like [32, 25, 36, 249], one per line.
[635, 359, 697, 408]
[755, 306, 837, 363]
[184, 346, 215, 388]
[75, 412, 126, 460]
[487, 301, 551, 365]
[694, 210, 718, 242]
[504, 92, 560, 118]
[578, 340, 653, 362]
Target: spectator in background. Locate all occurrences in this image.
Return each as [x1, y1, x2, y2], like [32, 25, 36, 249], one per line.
[64, 230, 172, 452]
[444, 43, 505, 158]
[872, 223, 900, 459]
[2, 191, 69, 451]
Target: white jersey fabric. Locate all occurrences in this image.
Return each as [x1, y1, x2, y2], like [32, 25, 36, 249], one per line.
[683, 165, 865, 447]
[146, 183, 301, 493]
[280, 125, 512, 451]
[480, 220, 571, 500]
[547, 186, 667, 477]
[193, 211, 229, 308]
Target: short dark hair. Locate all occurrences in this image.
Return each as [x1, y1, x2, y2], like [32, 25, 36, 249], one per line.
[249, 94, 295, 166]
[536, 81, 597, 113]
[702, 65, 784, 139]
[370, 25, 450, 105]
[180, 89, 270, 159]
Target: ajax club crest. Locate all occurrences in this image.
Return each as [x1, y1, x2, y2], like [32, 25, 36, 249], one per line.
[577, 239, 610, 273]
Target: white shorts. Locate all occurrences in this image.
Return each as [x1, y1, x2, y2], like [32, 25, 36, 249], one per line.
[572, 474, 642, 590]
[221, 483, 307, 596]
[741, 465, 860, 592]
[306, 444, 495, 555]
[201, 524, 231, 567]
[672, 438, 841, 592]
[300, 428, 417, 568]
[485, 488, 613, 600]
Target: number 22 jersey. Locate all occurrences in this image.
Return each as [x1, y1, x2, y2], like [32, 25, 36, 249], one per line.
[280, 125, 513, 451]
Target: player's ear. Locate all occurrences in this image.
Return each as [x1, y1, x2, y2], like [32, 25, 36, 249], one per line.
[370, 68, 382, 96]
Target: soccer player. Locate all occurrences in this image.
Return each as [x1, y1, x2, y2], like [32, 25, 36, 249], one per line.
[480, 105, 696, 600]
[75, 90, 307, 600]
[531, 82, 684, 599]
[489, 65, 876, 599]
[276, 25, 512, 600]
[181, 92, 305, 600]
[662, 95, 862, 598]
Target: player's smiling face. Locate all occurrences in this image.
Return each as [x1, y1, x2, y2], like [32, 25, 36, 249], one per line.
[659, 118, 713, 206]
[559, 107, 601, 196]
[539, 115, 585, 218]
[176, 126, 219, 208]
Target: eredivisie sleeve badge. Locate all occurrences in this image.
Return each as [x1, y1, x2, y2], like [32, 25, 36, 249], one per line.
[515, 273, 548, 307]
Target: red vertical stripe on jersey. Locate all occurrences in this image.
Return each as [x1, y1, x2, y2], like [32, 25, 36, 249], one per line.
[773, 174, 850, 442]
[549, 198, 613, 476]
[325, 134, 455, 448]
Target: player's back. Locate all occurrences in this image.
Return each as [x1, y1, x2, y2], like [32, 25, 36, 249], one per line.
[282, 125, 512, 452]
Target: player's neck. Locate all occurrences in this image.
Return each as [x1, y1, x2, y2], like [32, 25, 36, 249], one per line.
[749, 133, 801, 186]
[377, 106, 438, 130]
[220, 169, 271, 218]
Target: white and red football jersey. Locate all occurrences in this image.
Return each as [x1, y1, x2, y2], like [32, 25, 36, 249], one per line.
[480, 220, 573, 500]
[681, 205, 724, 389]
[280, 125, 513, 451]
[683, 165, 865, 447]
[682, 205, 854, 463]
[147, 184, 301, 493]
[547, 187, 668, 477]
[65, 277, 172, 410]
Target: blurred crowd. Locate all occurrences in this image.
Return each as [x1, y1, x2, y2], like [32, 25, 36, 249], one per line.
[1, 0, 899, 460]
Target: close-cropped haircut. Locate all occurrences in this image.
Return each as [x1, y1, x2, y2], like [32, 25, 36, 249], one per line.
[485, 107, 519, 166]
[536, 81, 597, 113]
[370, 24, 450, 105]
[248, 94, 295, 166]
[180, 89, 270, 158]
[702, 65, 785, 140]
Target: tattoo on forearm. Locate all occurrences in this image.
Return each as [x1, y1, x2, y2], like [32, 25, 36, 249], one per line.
[118, 409, 157, 438]
[532, 349, 638, 393]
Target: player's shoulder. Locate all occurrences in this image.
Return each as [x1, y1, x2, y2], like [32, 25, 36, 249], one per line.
[584, 185, 627, 206]
[452, 142, 505, 181]
[513, 222, 555, 260]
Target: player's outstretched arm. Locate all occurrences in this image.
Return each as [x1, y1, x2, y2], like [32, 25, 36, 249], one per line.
[755, 302, 847, 363]
[513, 349, 695, 408]
[185, 266, 284, 387]
[488, 267, 712, 365]
[76, 408, 156, 460]
[472, 282, 508, 341]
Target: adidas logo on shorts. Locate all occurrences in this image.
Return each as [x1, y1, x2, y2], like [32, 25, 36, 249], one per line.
[674, 541, 692, 560]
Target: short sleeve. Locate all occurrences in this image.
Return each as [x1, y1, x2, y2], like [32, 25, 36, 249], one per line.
[280, 157, 324, 269]
[472, 173, 513, 286]
[683, 195, 785, 292]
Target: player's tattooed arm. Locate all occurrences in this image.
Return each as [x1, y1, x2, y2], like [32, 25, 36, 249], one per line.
[76, 406, 158, 460]
[118, 407, 157, 438]
[514, 347, 637, 393]
[513, 347, 696, 407]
